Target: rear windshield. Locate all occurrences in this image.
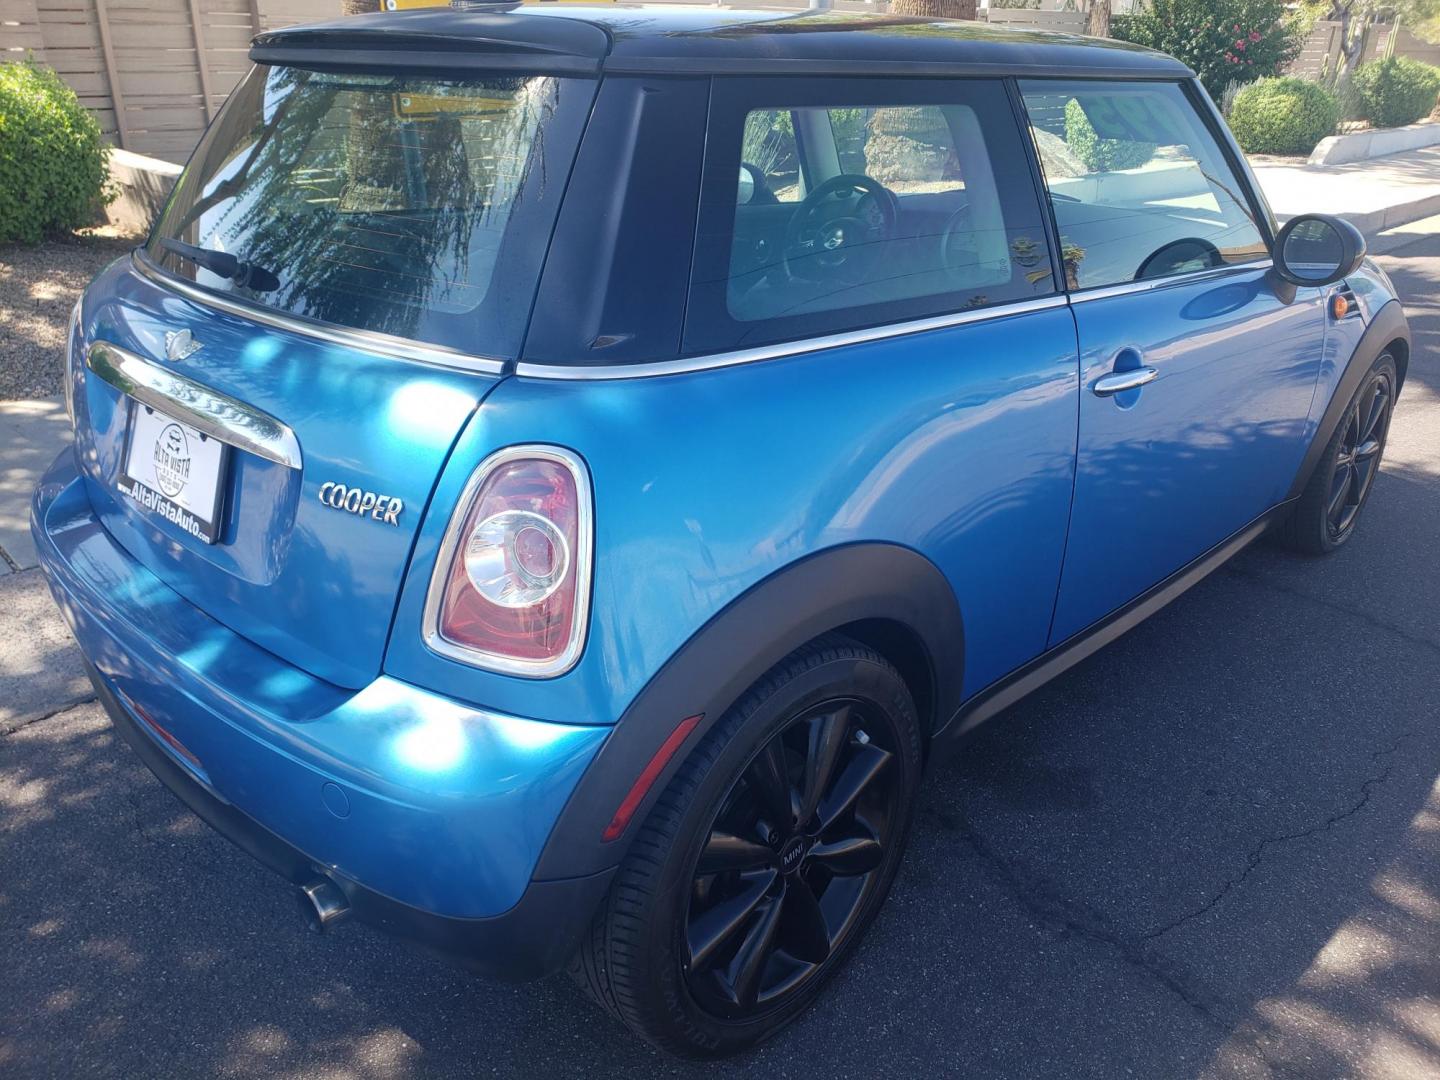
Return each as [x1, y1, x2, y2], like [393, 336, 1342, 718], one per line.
[145, 65, 593, 358]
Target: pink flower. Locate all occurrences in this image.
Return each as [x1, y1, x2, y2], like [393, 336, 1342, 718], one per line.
[1249, 30, 1262, 42]
[1233, 23, 1241, 32]
[1235, 39, 1246, 51]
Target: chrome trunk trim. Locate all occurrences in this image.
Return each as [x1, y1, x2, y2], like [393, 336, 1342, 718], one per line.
[87, 340, 303, 470]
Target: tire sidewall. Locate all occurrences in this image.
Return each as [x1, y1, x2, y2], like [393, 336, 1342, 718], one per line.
[626, 650, 922, 1057]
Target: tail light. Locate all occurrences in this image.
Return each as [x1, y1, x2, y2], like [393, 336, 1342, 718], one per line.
[423, 445, 592, 677]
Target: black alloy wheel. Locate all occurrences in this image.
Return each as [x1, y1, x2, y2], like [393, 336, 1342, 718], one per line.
[1281, 352, 1397, 555]
[683, 698, 902, 1018]
[570, 636, 922, 1059]
[1325, 368, 1392, 542]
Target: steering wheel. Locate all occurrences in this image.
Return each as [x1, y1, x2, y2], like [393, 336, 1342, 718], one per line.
[782, 174, 898, 285]
[1136, 237, 1223, 281]
[938, 202, 979, 279]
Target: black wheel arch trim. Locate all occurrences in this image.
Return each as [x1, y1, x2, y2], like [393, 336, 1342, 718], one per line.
[1288, 298, 1409, 503]
[531, 542, 964, 881]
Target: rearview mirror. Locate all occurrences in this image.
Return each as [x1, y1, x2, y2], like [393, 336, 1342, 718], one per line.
[1272, 213, 1365, 287]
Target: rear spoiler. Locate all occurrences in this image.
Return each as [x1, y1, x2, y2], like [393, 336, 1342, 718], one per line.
[251, 9, 610, 76]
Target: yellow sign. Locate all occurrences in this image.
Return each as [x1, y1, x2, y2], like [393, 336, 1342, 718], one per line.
[384, 0, 614, 7]
[393, 92, 515, 117]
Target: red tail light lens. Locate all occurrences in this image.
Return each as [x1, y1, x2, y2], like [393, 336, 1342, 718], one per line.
[425, 446, 592, 676]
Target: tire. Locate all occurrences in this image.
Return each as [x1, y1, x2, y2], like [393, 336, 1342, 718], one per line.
[571, 634, 923, 1058]
[1279, 352, 1397, 555]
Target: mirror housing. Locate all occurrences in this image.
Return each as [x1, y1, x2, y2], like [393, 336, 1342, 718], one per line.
[737, 164, 756, 207]
[1272, 213, 1365, 288]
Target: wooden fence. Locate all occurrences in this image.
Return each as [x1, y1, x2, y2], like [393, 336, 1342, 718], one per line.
[2, 1, 1099, 162]
[2, 0, 333, 160]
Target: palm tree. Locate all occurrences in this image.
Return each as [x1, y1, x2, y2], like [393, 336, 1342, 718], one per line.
[887, 0, 977, 16]
[864, 2, 976, 184]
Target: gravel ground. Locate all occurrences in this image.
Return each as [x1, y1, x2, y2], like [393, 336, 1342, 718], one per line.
[0, 229, 139, 401]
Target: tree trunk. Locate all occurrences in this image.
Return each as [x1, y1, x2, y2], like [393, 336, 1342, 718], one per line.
[341, 0, 393, 206]
[1086, 0, 1111, 38]
[887, 0, 978, 19]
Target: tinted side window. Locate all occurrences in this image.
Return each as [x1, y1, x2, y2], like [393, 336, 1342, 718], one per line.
[685, 78, 1058, 355]
[1019, 80, 1267, 291]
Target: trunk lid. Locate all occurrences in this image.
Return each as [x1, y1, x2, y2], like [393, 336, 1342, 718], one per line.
[76, 259, 497, 688]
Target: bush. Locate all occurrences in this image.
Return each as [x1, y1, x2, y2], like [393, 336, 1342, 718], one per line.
[1227, 77, 1340, 155]
[1064, 99, 1155, 171]
[1113, 0, 1305, 99]
[0, 61, 109, 245]
[1352, 56, 1440, 130]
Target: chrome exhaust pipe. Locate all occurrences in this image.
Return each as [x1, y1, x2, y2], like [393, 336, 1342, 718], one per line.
[298, 877, 350, 933]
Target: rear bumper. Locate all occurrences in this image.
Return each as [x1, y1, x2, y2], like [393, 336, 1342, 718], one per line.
[30, 448, 613, 979]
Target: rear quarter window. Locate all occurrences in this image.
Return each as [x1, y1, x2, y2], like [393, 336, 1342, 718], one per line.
[684, 77, 1059, 356]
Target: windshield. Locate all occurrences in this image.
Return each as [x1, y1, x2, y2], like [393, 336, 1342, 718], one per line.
[146, 65, 593, 357]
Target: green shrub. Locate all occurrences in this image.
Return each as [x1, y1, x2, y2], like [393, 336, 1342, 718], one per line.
[1064, 99, 1155, 171]
[1352, 56, 1440, 129]
[0, 61, 109, 245]
[1227, 77, 1340, 155]
[1113, 0, 1305, 99]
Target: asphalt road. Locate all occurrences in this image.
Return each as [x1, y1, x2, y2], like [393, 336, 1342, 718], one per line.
[4, 230, 1440, 1079]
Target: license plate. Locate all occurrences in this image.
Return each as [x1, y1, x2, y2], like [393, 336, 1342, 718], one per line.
[119, 402, 229, 543]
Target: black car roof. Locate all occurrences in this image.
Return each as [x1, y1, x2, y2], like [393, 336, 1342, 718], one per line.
[250, 4, 1193, 80]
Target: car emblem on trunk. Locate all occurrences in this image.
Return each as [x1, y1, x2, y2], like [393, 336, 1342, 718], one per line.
[163, 329, 203, 362]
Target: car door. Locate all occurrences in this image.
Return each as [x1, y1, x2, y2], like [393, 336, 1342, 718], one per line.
[668, 76, 1081, 697]
[1018, 79, 1326, 645]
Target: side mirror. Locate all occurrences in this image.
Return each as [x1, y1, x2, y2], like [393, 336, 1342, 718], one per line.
[1272, 213, 1365, 287]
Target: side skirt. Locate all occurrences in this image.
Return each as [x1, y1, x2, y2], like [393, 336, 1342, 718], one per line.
[930, 499, 1293, 759]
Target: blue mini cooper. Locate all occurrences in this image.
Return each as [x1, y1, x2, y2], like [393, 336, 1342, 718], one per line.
[33, 4, 1410, 1057]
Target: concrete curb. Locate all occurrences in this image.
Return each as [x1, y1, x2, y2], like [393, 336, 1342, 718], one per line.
[1275, 191, 1440, 238]
[1310, 121, 1440, 166]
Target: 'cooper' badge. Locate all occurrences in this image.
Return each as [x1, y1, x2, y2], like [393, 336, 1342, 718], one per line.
[318, 481, 403, 525]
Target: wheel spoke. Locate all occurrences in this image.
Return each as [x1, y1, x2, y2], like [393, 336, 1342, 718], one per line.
[718, 895, 784, 1010]
[1327, 464, 1354, 522]
[747, 737, 797, 835]
[778, 877, 832, 964]
[688, 870, 777, 971]
[808, 833, 884, 877]
[816, 744, 892, 833]
[798, 706, 852, 826]
[1354, 437, 1382, 462]
[1344, 405, 1361, 451]
[1361, 386, 1388, 443]
[698, 831, 779, 875]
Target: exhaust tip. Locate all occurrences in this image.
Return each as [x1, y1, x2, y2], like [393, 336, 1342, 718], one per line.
[298, 877, 350, 933]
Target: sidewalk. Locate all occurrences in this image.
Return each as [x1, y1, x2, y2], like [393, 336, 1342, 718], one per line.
[1252, 144, 1440, 235]
[0, 396, 67, 573]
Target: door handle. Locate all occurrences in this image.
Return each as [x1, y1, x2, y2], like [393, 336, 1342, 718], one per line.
[1093, 366, 1158, 397]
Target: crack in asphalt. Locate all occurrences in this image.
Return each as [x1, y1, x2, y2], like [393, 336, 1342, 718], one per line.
[1, 695, 97, 736]
[931, 707, 1421, 1080]
[1137, 730, 1417, 944]
[1224, 562, 1440, 655]
[936, 804, 1309, 1079]
[945, 806, 1231, 1025]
